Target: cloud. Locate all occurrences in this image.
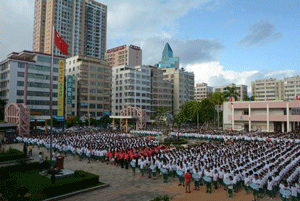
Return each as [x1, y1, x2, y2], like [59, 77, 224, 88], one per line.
[105, 0, 206, 40]
[186, 61, 296, 94]
[0, 0, 34, 60]
[128, 36, 224, 66]
[238, 20, 282, 47]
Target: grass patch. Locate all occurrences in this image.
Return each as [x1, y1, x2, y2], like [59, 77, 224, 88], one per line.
[0, 147, 26, 162]
[0, 163, 104, 201]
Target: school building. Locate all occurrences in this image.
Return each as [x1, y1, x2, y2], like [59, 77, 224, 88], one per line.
[223, 100, 300, 132]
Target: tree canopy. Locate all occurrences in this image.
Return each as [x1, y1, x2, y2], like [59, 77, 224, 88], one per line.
[175, 99, 214, 125]
[209, 92, 226, 105]
[224, 86, 240, 101]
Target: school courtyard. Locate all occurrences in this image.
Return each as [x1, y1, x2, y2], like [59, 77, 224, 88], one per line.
[5, 143, 281, 201]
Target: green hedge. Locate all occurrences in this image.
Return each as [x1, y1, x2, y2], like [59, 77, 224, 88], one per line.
[43, 170, 100, 198]
[0, 161, 51, 175]
[0, 148, 26, 162]
[0, 162, 101, 201]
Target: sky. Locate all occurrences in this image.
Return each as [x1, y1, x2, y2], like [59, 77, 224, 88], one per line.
[0, 0, 299, 93]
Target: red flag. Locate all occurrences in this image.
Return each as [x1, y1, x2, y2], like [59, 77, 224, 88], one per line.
[54, 29, 69, 56]
[296, 95, 299, 100]
[149, 135, 152, 140]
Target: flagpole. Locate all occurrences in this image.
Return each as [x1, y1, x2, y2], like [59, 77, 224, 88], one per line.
[50, 25, 54, 165]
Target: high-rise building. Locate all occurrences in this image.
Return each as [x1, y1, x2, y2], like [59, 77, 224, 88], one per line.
[162, 67, 194, 115]
[155, 43, 179, 69]
[105, 45, 142, 67]
[111, 65, 152, 116]
[65, 55, 111, 118]
[195, 83, 213, 102]
[33, 0, 107, 59]
[251, 76, 300, 101]
[111, 65, 173, 117]
[148, 66, 173, 113]
[214, 83, 248, 101]
[0, 50, 64, 120]
[155, 43, 194, 115]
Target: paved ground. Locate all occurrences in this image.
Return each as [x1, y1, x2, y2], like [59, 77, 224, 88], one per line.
[4, 143, 281, 201]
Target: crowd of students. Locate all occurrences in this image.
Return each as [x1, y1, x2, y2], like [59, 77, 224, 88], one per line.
[16, 130, 300, 200]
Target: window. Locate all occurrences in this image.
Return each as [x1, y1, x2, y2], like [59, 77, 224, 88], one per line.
[18, 63, 25, 68]
[17, 72, 25, 77]
[17, 90, 24, 96]
[17, 81, 24, 86]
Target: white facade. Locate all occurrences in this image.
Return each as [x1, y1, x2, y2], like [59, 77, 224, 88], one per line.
[252, 76, 300, 101]
[195, 83, 213, 102]
[0, 51, 62, 120]
[112, 65, 151, 116]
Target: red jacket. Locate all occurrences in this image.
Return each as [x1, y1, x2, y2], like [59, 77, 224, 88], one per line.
[184, 172, 191, 183]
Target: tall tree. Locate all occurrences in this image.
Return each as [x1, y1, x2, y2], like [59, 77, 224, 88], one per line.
[209, 92, 226, 106]
[0, 99, 6, 121]
[175, 100, 214, 126]
[224, 86, 240, 101]
[244, 95, 255, 101]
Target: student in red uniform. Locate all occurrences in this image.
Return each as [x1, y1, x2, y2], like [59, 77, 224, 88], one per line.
[120, 151, 124, 168]
[124, 151, 129, 169]
[115, 151, 119, 166]
[185, 170, 192, 193]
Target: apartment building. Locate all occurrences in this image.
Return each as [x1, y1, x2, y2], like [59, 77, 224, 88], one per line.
[251, 76, 300, 101]
[0, 50, 64, 120]
[105, 45, 142, 67]
[214, 83, 248, 101]
[195, 83, 213, 102]
[65, 55, 111, 118]
[33, 0, 107, 59]
[149, 66, 173, 113]
[111, 65, 152, 116]
[162, 67, 194, 115]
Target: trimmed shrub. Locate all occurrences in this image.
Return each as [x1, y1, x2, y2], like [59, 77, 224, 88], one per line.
[0, 148, 25, 162]
[0, 162, 101, 200]
[161, 138, 188, 146]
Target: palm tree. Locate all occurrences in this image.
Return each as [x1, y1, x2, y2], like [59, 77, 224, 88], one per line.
[209, 92, 226, 106]
[224, 86, 240, 101]
[244, 95, 255, 101]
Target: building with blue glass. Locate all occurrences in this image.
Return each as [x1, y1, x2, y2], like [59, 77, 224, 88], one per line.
[155, 43, 179, 69]
[155, 43, 194, 115]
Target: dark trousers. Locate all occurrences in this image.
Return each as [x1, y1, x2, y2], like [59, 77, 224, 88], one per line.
[120, 159, 124, 168]
[125, 160, 128, 169]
